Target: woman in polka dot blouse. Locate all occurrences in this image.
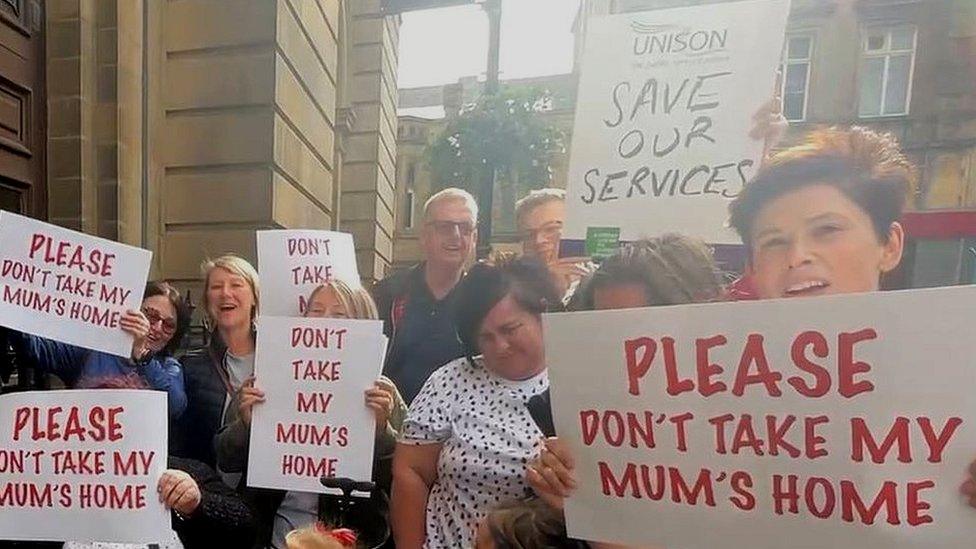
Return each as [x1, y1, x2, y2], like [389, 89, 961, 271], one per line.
[391, 255, 560, 548]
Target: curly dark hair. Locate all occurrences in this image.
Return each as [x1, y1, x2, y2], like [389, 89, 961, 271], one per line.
[571, 234, 724, 310]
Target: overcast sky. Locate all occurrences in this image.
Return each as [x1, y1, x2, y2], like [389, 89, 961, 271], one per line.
[397, 0, 581, 89]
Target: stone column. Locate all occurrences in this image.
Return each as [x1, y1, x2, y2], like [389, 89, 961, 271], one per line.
[338, 0, 400, 283]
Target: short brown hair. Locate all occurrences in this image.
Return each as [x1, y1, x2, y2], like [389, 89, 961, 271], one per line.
[728, 126, 917, 251]
[571, 234, 724, 310]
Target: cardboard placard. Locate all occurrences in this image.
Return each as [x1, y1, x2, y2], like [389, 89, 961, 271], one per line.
[257, 230, 360, 317]
[0, 390, 170, 543]
[545, 287, 976, 548]
[247, 316, 386, 494]
[561, 0, 790, 251]
[0, 211, 152, 357]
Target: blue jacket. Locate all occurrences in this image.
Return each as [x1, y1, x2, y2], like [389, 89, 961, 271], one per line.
[9, 331, 187, 418]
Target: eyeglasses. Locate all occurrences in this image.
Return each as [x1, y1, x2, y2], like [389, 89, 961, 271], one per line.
[426, 220, 476, 238]
[520, 221, 563, 243]
[143, 307, 177, 335]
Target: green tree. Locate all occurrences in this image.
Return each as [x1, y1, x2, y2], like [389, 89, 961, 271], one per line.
[425, 87, 566, 213]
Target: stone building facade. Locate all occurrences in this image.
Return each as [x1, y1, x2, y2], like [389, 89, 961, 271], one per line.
[1, 0, 400, 303]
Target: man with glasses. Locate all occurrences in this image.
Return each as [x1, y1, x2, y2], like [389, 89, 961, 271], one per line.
[516, 188, 594, 304]
[372, 188, 478, 404]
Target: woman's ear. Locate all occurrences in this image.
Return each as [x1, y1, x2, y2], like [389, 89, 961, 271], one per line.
[879, 222, 905, 274]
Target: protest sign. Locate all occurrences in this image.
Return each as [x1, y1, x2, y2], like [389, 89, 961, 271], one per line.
[544, 286, 976, 548]
[0, 211, 152, 357]
[561, 0, 790, 252]
[247, 316, 386, 494]
[0, 390, 169, 543]
[257, 230, 360, 316]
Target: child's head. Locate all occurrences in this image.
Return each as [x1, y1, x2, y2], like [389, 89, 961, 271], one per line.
[285, 524, 357, 549]
[476, 498, 586, 549]
[728, 127, 916, 298]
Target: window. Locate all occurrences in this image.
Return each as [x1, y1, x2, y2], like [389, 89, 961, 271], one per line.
[858, 26, 916, 118]
[404, 189, 415, 230]
[780, 34, 813, 122]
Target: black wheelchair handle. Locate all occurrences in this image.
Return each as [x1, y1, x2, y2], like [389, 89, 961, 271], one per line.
[320, 476, 376, 494]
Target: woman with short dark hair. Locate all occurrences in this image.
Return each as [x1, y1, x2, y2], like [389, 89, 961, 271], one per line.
[392, 255, 559, 548]
[2, 281, 189, 418]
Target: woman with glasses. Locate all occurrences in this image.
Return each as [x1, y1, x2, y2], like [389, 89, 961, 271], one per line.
[1, 280, 191, 418]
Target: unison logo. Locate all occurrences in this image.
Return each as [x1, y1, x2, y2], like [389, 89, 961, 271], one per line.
[630, 22, 729, 57]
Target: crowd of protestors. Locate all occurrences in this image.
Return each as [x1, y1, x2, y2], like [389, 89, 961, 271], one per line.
[4, 123, 976, 549]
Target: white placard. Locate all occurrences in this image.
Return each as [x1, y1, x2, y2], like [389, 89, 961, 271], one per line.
[545, 286, 976, 548]
[247, 316, 386, 494]
[562, 0, 790, 249]
[257, 230, 360, 317]
[0, 390, 170, 543]
[0, 211, 152, 357]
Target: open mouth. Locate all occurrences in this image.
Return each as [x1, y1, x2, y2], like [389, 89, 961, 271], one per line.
[784, 280, 830, 297]
[218, 303, 239, 313]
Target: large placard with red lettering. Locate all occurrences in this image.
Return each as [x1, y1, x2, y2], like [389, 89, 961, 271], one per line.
[257, 230, 360, 317]
[247, 316, 386, 494]
[560, 0, 789, 252]
[0, 390, 169, 543]
[544, 287, 976, 548]
[0, 211, 152, 357]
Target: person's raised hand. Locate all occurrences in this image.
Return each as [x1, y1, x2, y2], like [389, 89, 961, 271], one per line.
[121, 309, 151, 361]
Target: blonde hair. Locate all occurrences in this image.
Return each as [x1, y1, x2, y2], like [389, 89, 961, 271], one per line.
[200, 254, 260, 329]
[284, 525, 350, 549]
[305, 279, 378, 320]
[515, 187, 565, 228]
[423, 187, 478, 222]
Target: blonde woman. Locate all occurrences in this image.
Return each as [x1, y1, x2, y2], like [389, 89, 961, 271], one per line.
[171, 254, 260, 471]
[217, 279, 406, 548]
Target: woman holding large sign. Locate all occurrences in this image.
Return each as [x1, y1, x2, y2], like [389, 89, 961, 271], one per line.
[528, 128, 976, 546]
[173, 254, 260, 469]
[216, 279, 405, 548]
[391, 256, 559, 548]
[2, 280, 190, 418]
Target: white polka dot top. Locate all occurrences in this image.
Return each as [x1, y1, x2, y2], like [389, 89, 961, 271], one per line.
[401, 356, 548, 548]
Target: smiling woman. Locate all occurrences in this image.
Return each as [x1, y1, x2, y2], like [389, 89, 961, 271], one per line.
[1, 281, 190, 418]
[171, 254, 261, 471]
[728, 127, 915, 299]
